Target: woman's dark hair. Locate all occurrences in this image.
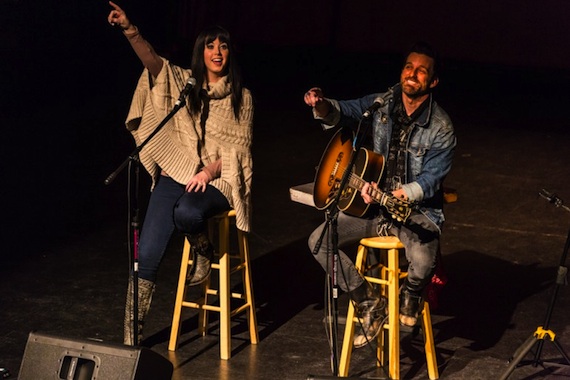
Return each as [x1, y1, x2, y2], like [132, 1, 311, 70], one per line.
[188, 25, 243, 121]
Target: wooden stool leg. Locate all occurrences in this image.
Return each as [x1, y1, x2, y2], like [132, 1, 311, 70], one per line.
[168, 239, 191, 351]
[198, 278, 211, 336]
[218, 215, 232, 360]
[422, 302, 439, 379]
[387, 247, 400, 379]
[378, 326, 388, 367]
[339, 244, 368, 376]
[239, 230, 259, 345]
[339, 300, 357, 376]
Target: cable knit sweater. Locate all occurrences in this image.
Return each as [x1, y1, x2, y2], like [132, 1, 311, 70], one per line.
[125, 61, 254, 232]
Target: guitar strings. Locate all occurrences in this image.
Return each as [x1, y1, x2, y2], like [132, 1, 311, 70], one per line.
[335, 159, 411, 222]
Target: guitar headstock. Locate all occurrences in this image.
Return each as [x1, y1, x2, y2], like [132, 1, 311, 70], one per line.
[379, 193, 413, 222]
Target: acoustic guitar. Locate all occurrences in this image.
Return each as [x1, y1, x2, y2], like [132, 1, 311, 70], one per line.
[312, 128, 413, 222]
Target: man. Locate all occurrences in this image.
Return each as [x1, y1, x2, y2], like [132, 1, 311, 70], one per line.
[304, 41, 455, 347]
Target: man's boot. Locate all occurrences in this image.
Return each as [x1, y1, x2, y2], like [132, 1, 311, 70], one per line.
[399, 285, 423, 328]
[186, 232, 214, 286]
[352, 282, 387, 348]
[124, 277, 155, 345]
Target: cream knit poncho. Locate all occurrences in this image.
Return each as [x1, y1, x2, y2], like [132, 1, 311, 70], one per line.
[125, 59, 254, 232]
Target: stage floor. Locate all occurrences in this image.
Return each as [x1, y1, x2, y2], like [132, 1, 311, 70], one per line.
[2, 59, 570, 379]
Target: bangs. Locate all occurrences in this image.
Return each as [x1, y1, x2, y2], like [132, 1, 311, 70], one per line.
[204, 26, 230, 45]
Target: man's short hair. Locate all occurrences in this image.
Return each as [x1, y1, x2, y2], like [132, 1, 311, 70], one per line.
[406, 41, 441, 79]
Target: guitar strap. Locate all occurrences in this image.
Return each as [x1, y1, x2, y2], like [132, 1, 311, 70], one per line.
[376, 213, 394, 237]
[384, 96, 428, 192]
[384, 102, 412, 192]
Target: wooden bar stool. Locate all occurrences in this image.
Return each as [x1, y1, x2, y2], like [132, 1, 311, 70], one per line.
[168, 210, 258, 360]
[338, 236, 438, 379]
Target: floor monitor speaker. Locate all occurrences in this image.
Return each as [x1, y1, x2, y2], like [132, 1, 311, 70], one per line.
[18, 331, 173, 380]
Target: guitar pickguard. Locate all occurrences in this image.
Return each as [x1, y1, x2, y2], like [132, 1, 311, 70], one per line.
[325, 174, 357, 206]
[327, 151, 344, 186]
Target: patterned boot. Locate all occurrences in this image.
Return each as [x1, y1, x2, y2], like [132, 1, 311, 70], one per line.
[352, 282, 387, 348]
[124, 277, 155, 346]
[399, 287, 423, 328]
[353, 296, 387, 348]
[186, 232, 214, 286]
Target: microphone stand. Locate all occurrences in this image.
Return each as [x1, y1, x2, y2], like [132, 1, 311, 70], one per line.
[312, 118, 372, 377]
[104, 93, 190, 346]
[499, 189, 570, 379]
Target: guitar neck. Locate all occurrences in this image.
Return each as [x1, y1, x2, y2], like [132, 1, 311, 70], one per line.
[348, 174, 386, 203]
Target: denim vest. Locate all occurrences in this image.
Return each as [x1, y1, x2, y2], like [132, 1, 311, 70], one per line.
[321, 84, 456, 230]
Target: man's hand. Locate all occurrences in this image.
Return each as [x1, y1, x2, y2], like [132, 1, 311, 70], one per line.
[391, 188, 409, 201]
[361, 182, 409, 204]
[361, 182, 376, 204]
[304, 87, 331, 118]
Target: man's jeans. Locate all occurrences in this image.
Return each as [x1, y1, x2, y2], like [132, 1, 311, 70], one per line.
[307, 211, 439, 294]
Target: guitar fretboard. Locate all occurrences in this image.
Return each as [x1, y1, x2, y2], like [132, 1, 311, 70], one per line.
[348, 172, 412, 221]
[348, 173, 385, 205]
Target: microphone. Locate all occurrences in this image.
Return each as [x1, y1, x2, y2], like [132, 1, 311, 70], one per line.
[539, 188, 570, 212]
[175, 77, 197, 106]
[362, 92, 391, 118]
[539, 189, 562, 206]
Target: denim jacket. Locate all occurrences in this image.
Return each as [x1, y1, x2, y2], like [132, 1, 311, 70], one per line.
[316, 83, 456, 230]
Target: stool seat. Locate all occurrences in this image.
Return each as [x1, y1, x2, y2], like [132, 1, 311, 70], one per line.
[359, 236, 405, 249]
[168, 210, 258, 360]
[339, 235, 438, 379]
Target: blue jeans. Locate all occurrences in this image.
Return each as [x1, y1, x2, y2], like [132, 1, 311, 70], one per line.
[138, 175, 230, 282]
[308, 211, 439, 294]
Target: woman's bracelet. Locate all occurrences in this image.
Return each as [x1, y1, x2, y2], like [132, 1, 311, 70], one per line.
[123, 25, 139, 37]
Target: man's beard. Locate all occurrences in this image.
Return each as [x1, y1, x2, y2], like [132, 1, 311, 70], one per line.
[401, 79, 430, 99]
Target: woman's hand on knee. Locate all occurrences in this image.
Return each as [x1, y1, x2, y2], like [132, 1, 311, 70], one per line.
[186, 171, 210, 193]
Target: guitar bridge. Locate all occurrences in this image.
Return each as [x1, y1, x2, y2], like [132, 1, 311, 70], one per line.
[327, 151, 345, 186]
[326, 179, 355, 204]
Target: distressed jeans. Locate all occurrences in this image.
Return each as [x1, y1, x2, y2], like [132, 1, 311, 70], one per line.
[307, 211, 439, 294]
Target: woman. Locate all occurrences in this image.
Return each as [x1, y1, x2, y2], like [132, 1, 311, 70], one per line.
[107, 1, 254, 345]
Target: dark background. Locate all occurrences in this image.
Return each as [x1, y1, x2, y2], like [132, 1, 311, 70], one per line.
[1, 0, 569, 266]
[2, 2, 570, 378]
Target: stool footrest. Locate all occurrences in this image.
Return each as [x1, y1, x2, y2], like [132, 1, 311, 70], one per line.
[189, 259, 242, 268]
[363, 276, 390, 286]
[203, 288, 247, 300]
[210, 262, 247, 275]
[182, 302, 221, 312]
[178, 302, 252, 316]
[230, 304, 251, 317]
